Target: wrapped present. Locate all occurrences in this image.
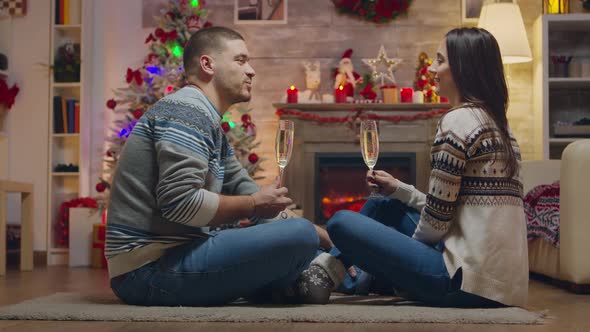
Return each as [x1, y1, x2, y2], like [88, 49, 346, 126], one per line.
[91, 223, 107, 269]
[380, 85, 398, 104]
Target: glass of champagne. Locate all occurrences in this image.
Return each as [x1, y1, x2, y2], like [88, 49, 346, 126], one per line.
[360, 119, 380, 197]
[275, 120, 294, 187]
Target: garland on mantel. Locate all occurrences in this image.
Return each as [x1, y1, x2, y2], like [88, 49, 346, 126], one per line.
[275, 108, 447, 126]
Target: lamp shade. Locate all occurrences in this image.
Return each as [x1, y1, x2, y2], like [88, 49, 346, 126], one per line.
[478, 0, 532, 64]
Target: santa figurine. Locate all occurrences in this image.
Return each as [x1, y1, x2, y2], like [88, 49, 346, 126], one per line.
[334, 48, 363, 100]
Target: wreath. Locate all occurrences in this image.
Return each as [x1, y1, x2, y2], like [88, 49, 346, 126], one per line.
[331, 0, 412, 23]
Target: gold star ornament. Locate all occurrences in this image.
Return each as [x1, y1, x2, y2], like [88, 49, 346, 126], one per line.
[362, 45, 403, 86]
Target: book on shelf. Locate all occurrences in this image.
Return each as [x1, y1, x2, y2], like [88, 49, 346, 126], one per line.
[52, 96, 80, 133]
[54, 0, 81, 25]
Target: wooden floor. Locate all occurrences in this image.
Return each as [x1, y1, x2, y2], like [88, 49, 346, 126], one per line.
[0, 267, 589, 331]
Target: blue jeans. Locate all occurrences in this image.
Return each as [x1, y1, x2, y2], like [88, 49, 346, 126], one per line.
[110, 218, 318, 306]
[327, 197, 502, 308]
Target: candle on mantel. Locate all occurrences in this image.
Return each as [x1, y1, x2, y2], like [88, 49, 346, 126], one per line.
[334, 85, 347, 103]
[286, 85, 298, 103]
[400, 87, 413, 103]
[413, 91, 424, 104]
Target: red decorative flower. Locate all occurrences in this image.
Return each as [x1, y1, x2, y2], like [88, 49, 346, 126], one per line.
[145, 53, 160, 66]
[187, 16, 200, 30]
[203, 22, 213, 28]
[95, 182, 107, 193]
[106, 99, 117, 109]
[221, 122, 231, 132]
[154, 28, 165, 38]
[248, 153, 259, 164]
[106, 150, 113, 157]
[241, 113, 251, 124]
[166, 11, 175, 20]
[133, 109, 144, 119]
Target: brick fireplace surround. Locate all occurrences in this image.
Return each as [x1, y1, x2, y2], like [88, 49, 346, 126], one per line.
[274, 103, 450, 223]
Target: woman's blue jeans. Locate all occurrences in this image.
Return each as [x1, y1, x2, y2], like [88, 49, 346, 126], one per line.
[110, 218, 318, 306]
[327, 197, 502, 308]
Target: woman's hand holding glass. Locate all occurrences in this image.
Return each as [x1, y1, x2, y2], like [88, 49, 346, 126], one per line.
[366, 170, 400, 197]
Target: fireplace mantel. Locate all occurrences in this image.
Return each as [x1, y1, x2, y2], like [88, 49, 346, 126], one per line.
[273, 102, 451, 112]
[274, 102, 451, 223]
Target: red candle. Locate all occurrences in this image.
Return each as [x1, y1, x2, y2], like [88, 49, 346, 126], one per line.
[286, 85, 298, 103]
[335, 85, 347, 103]
[400, 87, 413, 103]
[440, 96, 449, 103]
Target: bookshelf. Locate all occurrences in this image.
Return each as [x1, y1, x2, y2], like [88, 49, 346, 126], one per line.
[47, 0, 86, 265]
[534, 14, 590, 159]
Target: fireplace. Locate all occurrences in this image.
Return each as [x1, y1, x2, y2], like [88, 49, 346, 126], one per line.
[315, 153, 416, 224]
[275, 102, 448, 224]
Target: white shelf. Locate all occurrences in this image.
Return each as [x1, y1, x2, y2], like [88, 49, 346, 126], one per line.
[52, 172, 80, 177]
[549, 138, 582, 144]
[53, 24, 81, 29]
[548, 78, 590, 88]
[49, 248, 69, 253]
[52, 82, 81, 88]
[52, 133, 80, 138]
[545, 14, 590, 31]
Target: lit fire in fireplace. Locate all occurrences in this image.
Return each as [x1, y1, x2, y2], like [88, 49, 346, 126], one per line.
[321, 194, 367, 220]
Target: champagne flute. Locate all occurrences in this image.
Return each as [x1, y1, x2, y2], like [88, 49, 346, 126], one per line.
[360, 119, 380, 197]
[275, 120, 294, 187]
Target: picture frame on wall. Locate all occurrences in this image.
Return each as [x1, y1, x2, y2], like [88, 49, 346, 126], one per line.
[235, 0, 287, 25]
[462, 0, 513, 24]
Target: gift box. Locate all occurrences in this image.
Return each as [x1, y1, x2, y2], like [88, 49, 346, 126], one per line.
[380, 85, 398, 104]
[69, 207, 101, 267]
[91, 223, 107, 269]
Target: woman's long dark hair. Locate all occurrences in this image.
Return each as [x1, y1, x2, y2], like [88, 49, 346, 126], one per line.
[445, 27, 518, 178]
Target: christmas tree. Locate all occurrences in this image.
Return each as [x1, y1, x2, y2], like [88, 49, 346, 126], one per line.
[95, 0, 264, 207]
[413, 52, 438, 103]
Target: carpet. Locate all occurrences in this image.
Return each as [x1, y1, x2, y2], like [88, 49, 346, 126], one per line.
[0, 293, 545, 324]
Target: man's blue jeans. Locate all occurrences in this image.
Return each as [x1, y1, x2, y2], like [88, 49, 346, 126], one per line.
[327, 197, 502, 308]
[110, 218, 318, 306]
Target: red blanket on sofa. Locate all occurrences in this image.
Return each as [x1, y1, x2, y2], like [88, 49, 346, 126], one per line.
[524, 181, 560, 247]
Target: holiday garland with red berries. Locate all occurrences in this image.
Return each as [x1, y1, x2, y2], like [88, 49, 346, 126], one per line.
[96, 0, 265, 207]
[331, 0, 412, 23]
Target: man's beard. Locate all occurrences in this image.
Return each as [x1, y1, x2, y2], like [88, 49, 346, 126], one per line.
[217, 77, 251, 105]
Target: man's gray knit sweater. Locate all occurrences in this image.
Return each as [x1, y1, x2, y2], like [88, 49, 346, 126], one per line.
[105, 86, 260, 278]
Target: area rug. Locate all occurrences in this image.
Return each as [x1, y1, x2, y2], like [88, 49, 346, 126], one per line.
[0, 293, 545, 324]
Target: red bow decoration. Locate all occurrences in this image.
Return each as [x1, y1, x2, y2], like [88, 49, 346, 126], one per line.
[145, 33, 156, 44]
[0, 78, 20, 111]
[126, 68, 143, 86]
[154, 28, 178, 44]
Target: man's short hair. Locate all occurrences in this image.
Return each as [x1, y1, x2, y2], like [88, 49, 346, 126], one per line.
[183, 26, 244, 76]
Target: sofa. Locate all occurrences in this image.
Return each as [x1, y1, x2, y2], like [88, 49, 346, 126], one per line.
[521, 139, 590, 293]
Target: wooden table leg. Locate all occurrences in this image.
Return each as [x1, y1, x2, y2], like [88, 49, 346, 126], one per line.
[20, 191, 33, 271]
[0, 191, 6, 276]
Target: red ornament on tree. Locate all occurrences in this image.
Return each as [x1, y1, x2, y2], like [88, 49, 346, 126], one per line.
[241, 114, 251, 124]
[248, 153, 259, 164]
[133, 109, 144, 119]
[96, 182, 107, 193]
[221, 122, 231, 132]
[106, 99, 117, 109]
